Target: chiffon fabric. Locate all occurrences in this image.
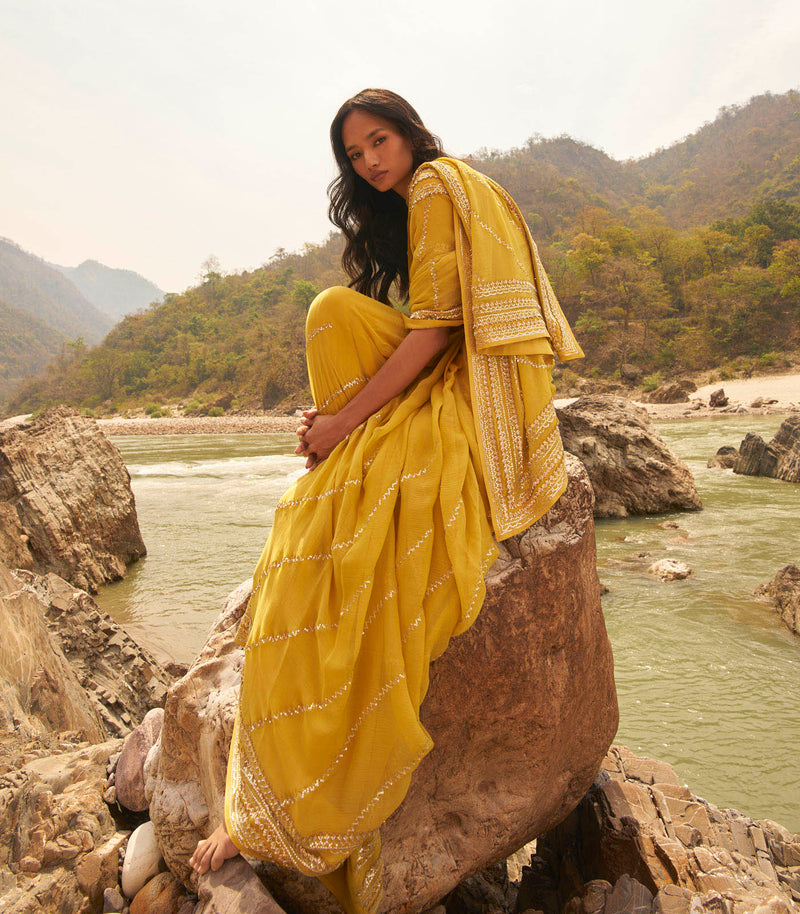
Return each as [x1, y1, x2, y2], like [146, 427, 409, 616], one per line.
[224, 160, 580, 914]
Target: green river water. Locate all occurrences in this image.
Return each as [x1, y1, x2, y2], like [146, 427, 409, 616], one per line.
[97, 415, 800, 832]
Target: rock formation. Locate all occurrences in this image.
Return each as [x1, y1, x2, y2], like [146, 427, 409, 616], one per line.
[647, 379, 697, 404]
[0, 735, 127, 914]
[0, 562, 176, 913]
[12, 567, 173, 738]
[0, 563, 104, 740]
[756, 565, 800, 637]
[0, 406, 146, 592]
[709, 388, 729, 408]
[557, 396, 702, 518]
[146, 454, 619, 914]
[734, 417, 800, 483]
[707, 445, 739, 469]
[523, 746, 800, 913]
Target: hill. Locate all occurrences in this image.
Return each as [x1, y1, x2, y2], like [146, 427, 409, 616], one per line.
[52, 259, 163, 322]
[0, 239, 113, 344]
[6, 90, 800, 416]
[0, 299, 67, 405]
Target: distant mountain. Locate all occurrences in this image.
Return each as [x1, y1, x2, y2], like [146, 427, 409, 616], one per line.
[52, 259, 163, 322]
[0, 239, 112, 343]
[469, 90, 800, 233]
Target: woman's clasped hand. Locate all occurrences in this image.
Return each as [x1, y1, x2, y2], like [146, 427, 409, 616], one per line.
[295, 408, 346, 468]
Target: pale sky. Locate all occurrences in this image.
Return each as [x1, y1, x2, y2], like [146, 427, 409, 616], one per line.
[2, 0, 799, 294]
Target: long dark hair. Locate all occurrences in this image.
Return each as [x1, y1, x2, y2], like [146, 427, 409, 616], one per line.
[328, 89, 444, 303]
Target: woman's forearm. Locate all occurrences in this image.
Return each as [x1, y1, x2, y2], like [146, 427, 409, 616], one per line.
[299, 326, 451, 462]
[338, 326, 450, 434]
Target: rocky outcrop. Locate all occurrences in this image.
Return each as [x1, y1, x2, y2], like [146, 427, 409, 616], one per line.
[146, 454, 619, 913]
[734, 417, 800, 483]
[756, 565, 800, 637]
[0, 563, 104, 740]
[647, 380, 697, 404]
[0, 735, 127, 914]
[557, 396, 702, 518]
[523, 746, 800, 913]
[0, 406, 146, 592]
[12, 568, 173, 738]
[0, 562, 177, 912]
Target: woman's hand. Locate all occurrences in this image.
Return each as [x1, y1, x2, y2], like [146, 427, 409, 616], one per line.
[295, 408, 350, 469]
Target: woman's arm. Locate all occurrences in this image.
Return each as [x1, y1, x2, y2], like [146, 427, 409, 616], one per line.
[296, 325, 450, 467]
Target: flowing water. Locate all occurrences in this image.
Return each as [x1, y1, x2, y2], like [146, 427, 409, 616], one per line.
[96, 416, 800, 832]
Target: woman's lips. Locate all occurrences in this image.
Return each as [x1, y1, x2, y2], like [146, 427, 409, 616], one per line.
[370, 170, 388, 184]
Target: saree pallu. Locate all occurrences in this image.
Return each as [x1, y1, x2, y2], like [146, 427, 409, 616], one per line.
[225, 286, 559, 913]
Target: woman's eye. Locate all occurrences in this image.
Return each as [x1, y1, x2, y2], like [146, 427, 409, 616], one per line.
[375, 136, 385, 146]
[350, 152, 361, 161]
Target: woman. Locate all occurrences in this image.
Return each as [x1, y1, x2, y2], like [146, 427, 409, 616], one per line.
[190, 89, 583, 914]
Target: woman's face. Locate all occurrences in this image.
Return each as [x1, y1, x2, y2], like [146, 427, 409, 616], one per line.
[341, 109, 415, 199]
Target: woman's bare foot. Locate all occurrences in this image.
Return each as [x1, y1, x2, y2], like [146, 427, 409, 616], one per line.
[189, 824, 239, 874]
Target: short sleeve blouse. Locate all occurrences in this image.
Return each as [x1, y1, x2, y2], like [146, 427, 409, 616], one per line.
[404, 170, 463, 330]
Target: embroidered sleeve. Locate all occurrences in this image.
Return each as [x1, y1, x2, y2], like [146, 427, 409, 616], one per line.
[405, 172, 463, 327]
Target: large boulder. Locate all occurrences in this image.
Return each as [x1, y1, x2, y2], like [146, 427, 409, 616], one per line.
[526, 746, 800, 913]
[0, 406, 146, 592]
[756, 565, 800, 637]
[557, 396, 702, 518]
[146, 454, 618, 914]
[735, 417, 800, 483]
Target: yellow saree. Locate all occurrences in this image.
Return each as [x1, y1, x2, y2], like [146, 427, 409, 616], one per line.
[225, 159, 582, 914]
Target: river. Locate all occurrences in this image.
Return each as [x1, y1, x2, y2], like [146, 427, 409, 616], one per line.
[96, 415, 800, 832]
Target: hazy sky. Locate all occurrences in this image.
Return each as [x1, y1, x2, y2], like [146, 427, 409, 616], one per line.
[2, 0, 799, 293]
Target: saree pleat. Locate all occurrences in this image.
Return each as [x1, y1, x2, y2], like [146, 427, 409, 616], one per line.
[227, 286, 499, 913]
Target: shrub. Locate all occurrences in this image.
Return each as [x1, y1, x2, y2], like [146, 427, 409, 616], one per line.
[207, 406, 224, 417]
[642, 373, 662, 392]
[144, 402, 161, 416]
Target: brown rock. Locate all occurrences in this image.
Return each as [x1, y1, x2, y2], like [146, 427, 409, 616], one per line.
[647, 380, 696, 404]
[104, 886, 127, 912]
[76, 831, 128, 910]
[16, 569, 174, 737]
[117, 708, 165, 811]
[557, 396, 702, 518]
[529, 746, 800, 913]
[735, 418, 800, 483]
[709, 388, 729, 408]
[195, 858, 285, 913]
[707, 445, 739, 469]
[756, 565, 800, 637]
[0, 738, 123, 914]
[147, 455, 618, 914]
[0, 562, 104, 739]
[0, 406, 146, 592]
[131, 871, 188, 914]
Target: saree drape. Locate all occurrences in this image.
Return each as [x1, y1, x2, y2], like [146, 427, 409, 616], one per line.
[225, 159, 581, 914]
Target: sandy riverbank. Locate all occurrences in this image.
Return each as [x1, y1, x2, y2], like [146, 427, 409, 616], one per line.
[95, 413, 300, 435]
[636, 372, 800, 420]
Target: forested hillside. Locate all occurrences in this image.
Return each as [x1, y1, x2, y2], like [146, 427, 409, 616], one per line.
[0, 300, 66, 404]
[6, 90, 800, 416]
